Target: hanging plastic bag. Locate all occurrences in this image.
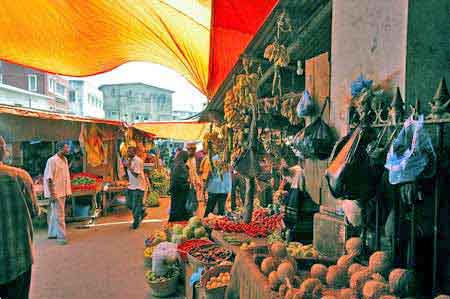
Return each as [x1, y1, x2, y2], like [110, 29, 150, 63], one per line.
[296, 90, 315, 117]
[385, 115, 436, 185]
[351, 74, 373, 97]
[293, 98, 335, 160]
[152, 242, 178, 276]
[366, 126, 399, 181]
[325, 126, 376, 200]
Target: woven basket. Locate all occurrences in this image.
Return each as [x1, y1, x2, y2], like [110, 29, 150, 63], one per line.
[200, 265, 232, 299]
[147, 273, 179, 298]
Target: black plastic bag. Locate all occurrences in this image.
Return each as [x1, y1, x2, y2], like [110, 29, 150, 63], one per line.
[233, 148, 261, 178]
[294, 98, 335, 160]
[325, 126, 376, 200]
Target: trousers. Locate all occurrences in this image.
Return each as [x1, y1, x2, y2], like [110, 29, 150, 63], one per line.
[0, 267, 32, 299]
[128, 189, 144, 228]
[204, 193, 227, 217]
[47, 196, 67, 240]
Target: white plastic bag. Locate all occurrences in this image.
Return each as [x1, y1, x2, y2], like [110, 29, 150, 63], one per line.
[385, 115, 436, 185]
[342, 200, 362, 227]
[151, 242, 178, 276]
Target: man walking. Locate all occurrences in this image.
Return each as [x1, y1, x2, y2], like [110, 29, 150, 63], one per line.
[0, 136, 38, 299]
[124, 146, 147, 229]
[44, 141, 72, 245]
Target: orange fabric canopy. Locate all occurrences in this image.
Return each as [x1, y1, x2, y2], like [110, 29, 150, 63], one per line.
[0, 0, 278, 98]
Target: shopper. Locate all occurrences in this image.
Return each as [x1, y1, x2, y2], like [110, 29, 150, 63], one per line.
[0, 136, 38, 299]
[202, 154, 231, 217]
[168, 150, 190, 222]
[123, 146, 147, 229]
[186, 142, 201, 200]
[44, 141, 72, 245]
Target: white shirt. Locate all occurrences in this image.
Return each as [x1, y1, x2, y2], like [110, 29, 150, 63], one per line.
[43, 154, 72, 198]
[127, 156, 147, 191]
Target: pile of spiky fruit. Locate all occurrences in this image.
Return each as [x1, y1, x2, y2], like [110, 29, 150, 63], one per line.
[206, 272, 231, 290]
[287, 243, 320, 259]
[170, 216, 208, 244]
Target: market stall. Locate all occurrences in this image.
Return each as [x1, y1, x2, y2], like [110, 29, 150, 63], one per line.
[0, 105, 126, 222]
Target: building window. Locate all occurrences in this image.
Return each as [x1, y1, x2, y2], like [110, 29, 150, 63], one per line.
[69, 90, 76, 102]
[56, 83, 66, 97]
[48, 78, 56, 92]
[28, 75, 37, 92]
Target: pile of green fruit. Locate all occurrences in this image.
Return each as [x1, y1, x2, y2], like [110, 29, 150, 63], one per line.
[149, 168, 170, 195]
[145, 265, 180, 283]
[72, 176, 96, 185]
[145, 190, 160, 207]
[171, 216, 209, 244]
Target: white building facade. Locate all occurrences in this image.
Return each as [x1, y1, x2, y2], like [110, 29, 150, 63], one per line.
[69, 80, 105, 118]
[0, 83, 53, 111]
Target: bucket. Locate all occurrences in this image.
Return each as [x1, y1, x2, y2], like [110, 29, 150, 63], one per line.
[73, 205, 90, 217]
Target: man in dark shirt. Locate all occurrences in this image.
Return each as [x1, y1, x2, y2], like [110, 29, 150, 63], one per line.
[0, 136, 38, 299]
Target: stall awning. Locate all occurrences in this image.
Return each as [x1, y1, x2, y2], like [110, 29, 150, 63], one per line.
[0, 1, 278, 98]
[133, 121, 210, 141]
[0, 104, 125, 126]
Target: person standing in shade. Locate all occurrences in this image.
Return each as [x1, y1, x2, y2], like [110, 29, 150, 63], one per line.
[0, 136, 38, 299]
[44, 141, 72, 245]
[123, 146, 148, 229]
[168, 150, 191, 222]
[186, 142, 201, 202]
[202, 153, 231, 217]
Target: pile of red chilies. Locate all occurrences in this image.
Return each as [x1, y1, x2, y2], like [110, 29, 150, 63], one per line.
[205, 209, 284, 238]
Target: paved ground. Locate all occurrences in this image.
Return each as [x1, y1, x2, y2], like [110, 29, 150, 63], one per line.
[30, 197, 190, 299]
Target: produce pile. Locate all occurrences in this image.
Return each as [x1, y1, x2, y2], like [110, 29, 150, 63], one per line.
[145, 264, 180, 284]
[148, 167, 169, 196]
[177, 239, 213, 261]
[170, 216, 209, 244]
[206, 272, 231, 290]
[287, 242, 320, 259]
[144, 231, 167, 248]
[188, 244, 233, 266]
[204, 209, 284, 238]
[269, 237, 421, 299]
[145, 190, 160, 207]
[71, 173, 100, 192]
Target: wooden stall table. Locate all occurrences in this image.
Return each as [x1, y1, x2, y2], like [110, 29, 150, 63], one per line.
[67, 186, 102, 223]
[211, 230, 268, 255]
[101, 184, 128, 216]
[225, 250, 279, 299]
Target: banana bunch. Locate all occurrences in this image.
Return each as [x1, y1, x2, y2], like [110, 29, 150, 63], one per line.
[224, 90, 238, 123]
[264, 42, 290, 67]
[280, 93, 303, 125]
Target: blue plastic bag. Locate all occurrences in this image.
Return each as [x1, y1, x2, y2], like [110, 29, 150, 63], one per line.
[351, 74, 373, 97]
[296, 90, 315, 117]
[385, 115, 436, 185]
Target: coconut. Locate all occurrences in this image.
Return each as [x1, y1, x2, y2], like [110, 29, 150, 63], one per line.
[269, 271, 281, 290]
[338, 288, 358, 299]
[371, 273, 387, 283]
[271, 241, 288, 259]
[277, 261, 295, 281]
[350, 269, 374, 296]
[337, 254, 355, 270]
[368, 251, 392, 276]
[362, 280, 389, 299]
[326, 265, 348, 289]
[378, 296, 399, 299]
[298, 278, 322, 299]
[345, 237, 363, 255]
[388, 268, 415, 297]
[261, 257, 277, 276]
[311, 264, 328, 284]
[348, 263, 365, 278]
[285, 288, 298, 299]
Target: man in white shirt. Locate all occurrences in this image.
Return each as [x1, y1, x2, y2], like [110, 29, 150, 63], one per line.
[44, 141, 72, 245]
[123, 147, 147, 229]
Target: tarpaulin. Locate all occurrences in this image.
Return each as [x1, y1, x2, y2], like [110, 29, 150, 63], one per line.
[207, 0, 278, 97]
[133, 121, 209, 141]
[0, 0, 278, 98]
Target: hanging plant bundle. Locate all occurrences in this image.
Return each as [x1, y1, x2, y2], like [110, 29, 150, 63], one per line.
[293, 99, 335, 160]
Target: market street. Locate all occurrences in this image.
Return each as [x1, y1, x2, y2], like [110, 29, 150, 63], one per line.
[30, 201, 184, 299]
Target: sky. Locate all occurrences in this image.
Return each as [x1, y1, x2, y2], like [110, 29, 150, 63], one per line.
[66, 62, 207, 112]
